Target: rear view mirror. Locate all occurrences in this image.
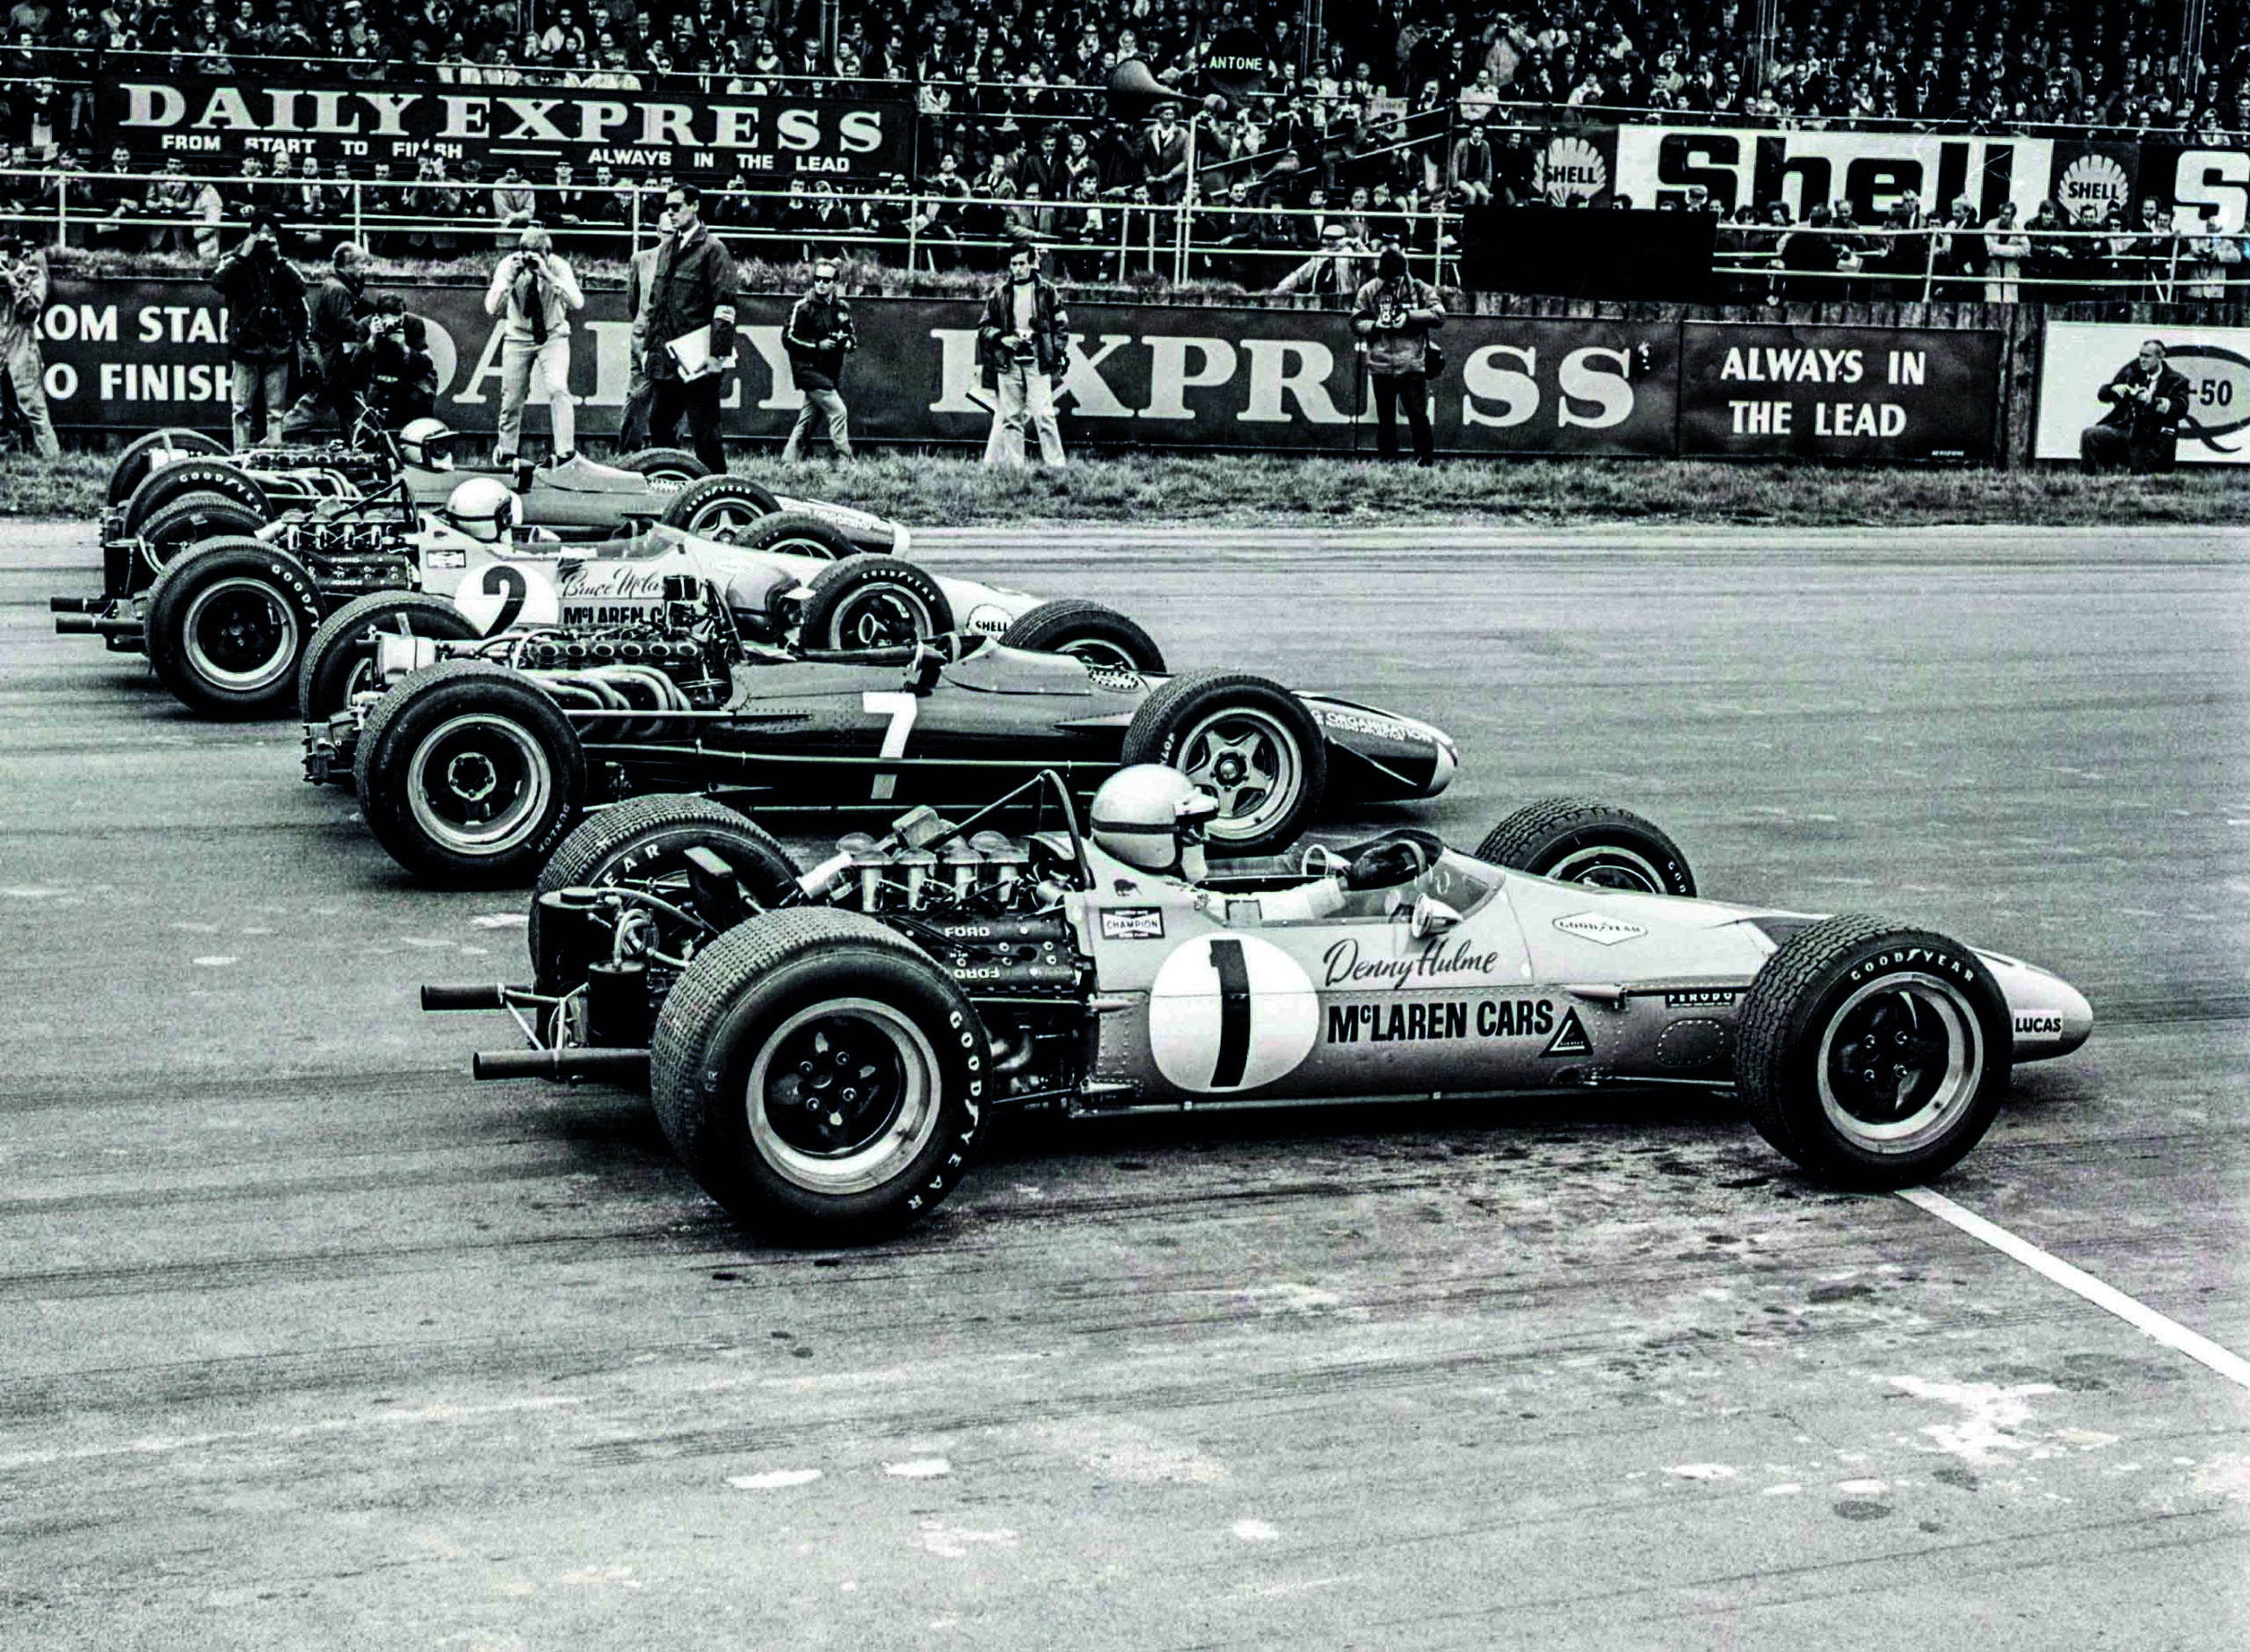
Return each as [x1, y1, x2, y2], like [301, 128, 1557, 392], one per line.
[1409, 895, 1462, 940]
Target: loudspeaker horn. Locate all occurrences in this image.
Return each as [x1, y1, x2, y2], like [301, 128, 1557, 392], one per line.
[1107, 57, 1177, 117]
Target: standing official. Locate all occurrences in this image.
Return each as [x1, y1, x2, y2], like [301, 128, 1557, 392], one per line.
[0, 235, 57, 459]
[643, 183, 738, 475]
[781, 259, 856, 462]
[483, 225, 584, 467]
[976, 242, 1069, 467]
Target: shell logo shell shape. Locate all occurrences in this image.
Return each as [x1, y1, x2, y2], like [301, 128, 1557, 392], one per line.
[1535, 135, 1608, 203]
[2057, 154, 2131, 216]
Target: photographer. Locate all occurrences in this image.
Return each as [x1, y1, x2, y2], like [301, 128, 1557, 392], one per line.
[283, 239, 372, 440]
[358, 293, 437, 435]
[0, 234, 56, 458]
[1350, 235, 1446, 466]
[210, 210, 307, 450]
[2079, 337, 2191, 475]
[482, 224, 584, 467]
[780, 259, 856, 462]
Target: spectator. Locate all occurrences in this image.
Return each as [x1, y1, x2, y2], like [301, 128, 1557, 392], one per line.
[1351, 236, 1444, 466]
[1448, 124, 1495, 207]
[977, 240, 1067, 467]
[483, 224, 584, 465]
[1273, 220, 1367, 300]
[2186, 204, 2239, 300]
[146, 156, 195, 254]
[210, 209, 306, 449]
[284, 239, 372, 439]
[1142, 101, 1191, 204]
[642, 181, 737, 474]
[88, 143, 141, 253]
[780, 257, 855, 462]
[1780, 204, 1844, 302]
[491, 164, 538, 243]
[619, 202, 671, 450]
[1981, 201, 2031, 302]
[2079, 337, 2190, 474]
[0, 233, 55, 458]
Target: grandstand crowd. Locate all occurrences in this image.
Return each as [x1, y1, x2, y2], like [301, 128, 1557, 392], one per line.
[0, 0, 2247, 304]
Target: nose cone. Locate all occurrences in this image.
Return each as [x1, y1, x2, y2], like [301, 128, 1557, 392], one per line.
[1427, 731, 1458, 797]
[1985, 953, 2094, 1061]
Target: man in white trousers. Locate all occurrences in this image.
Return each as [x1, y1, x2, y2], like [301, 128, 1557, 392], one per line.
[976, 242, 1069, 467]
[484, 224, 584, 465]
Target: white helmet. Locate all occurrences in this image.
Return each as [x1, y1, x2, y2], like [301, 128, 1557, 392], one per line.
[399, 417, 455, 470]
[1089, 764, 1220, 880]
[445, 475, 520, 543]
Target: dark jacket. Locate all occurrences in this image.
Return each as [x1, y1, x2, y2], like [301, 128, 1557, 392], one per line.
[2095, 358, 2192, 467]
[644, 220, 738, 381]
[976, 274, 1070, 385]
[784, 289, 854, 392]
[1350, 273, 1444, 376]
[210, 243, 307, 365]
[308, 269, 369, 377]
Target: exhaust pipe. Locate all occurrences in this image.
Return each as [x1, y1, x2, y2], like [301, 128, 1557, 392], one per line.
[421, 982, 522, 1011]
[470, 1047, 650, 1083]
[54, 613, 95, 634]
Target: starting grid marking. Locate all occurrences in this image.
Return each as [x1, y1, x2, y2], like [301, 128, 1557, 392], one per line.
[1899, 1186, 2250, 1393]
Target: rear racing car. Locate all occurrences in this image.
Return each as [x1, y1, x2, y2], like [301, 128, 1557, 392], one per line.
[422, 772, 2093, 1241]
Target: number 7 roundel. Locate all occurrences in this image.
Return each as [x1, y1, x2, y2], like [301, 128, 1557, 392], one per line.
[1148, 933, 1321, 1093]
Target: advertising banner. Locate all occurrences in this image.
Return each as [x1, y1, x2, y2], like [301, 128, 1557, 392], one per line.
[1613, 125, 2057, 221]
[1440, 316, 1679, 454]
[2135, 144, 2250, 234]
[96, 76, 913, 181]
[1678, 322, 2001, 460]
[2034, 321, 2250, 464]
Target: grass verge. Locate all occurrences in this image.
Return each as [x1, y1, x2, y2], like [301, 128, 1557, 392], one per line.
[6, 446, 2247, 528]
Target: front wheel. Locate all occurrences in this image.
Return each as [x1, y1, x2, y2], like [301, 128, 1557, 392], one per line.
[650, 909, 988, 1242]
[999, 598, 1167, 672]
[1733, 915, 2011, 1188]
[1476, 798, 1696, 896]
[142, 537, 323, 719]
[107, 426, 228, 509]
[1119, 669, 1326, 857]
[353, 661, 586, 888]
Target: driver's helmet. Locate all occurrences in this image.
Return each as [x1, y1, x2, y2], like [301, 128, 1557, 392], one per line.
[398, 417, 456, 470]
[444, 476, 521, 543]
[1089, 764, 1220, 880]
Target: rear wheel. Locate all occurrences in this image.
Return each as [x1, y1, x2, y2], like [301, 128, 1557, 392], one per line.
[650, 909, 988, 1242]
[107, 427, 227, 509]
[999, 598, 1166, 671]
[614, 446, 711, 485]
[1734, 916, 2010, 1187]
[1476, 798, 1696, 896]
[142, 537, 323, 719]
[133, 493, 270, 586]
[354, 661, 586, 888]
[733, 510, 860, 560]
[1119, 670, 1325, 857]
[297, 591, 483, 724]
[659, 475, 786, 541]
[122, 459, 271, 537]
[795, 555, 954, 649]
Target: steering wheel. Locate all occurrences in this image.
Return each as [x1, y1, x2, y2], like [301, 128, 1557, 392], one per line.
[1298, 843, 1348, 877]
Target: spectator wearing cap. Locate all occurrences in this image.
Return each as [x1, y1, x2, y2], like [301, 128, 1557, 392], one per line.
[483, 223, 584, 465]
[1350, 236, 1444, 466]
[780, 258, 855, 462]
[1143, 101, 1191, 205]
[211, 209, 307, 449]
[1272, 220, 1366, 300]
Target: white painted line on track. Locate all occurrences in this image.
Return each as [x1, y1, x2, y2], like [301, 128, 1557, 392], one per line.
[1899, 1186, 2250, 1391]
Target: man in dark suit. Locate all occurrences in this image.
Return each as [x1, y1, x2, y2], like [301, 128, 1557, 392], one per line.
[2079, 337, 2192, 474]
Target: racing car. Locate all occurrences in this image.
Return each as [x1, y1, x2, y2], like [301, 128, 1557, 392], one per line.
[323, 609, 1455, 884]
[422, 772, 2093, 1242]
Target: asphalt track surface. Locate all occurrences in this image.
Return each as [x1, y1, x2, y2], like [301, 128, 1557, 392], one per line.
[2, 518, 2246, 1649]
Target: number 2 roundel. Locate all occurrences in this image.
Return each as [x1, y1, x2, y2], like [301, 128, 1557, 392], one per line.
[1149, 934, 1320, 1094]
[454, 561, 560, 637]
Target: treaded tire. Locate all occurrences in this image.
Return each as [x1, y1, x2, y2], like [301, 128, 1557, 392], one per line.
[1476, 798, 1695, 897]
[1119, 669, 1326, 858]
[998, 598, 1166, 671]
[659, 475, 786, 540]
[529, 793, 803, 989]
[614, 446, 712, 483]
[733, 510, 860, 560]
[122, 459, 271, 536]
[650, 908, 988, 1243]
[297, 591, 483, 724]
[1734, 914, 2010, 1188]
[795, 554, 954, 649]
[134, 493, 270, 583]
[353, 660, 587, 888]
[142, 536, 323, 719]
[107, 427, 227, 508]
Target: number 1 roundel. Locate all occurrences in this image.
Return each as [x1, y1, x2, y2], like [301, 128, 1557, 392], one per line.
[1149, 934, 1320, 1094]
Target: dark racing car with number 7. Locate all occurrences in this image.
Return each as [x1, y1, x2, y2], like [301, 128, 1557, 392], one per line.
[423, 771, 2093, 1243]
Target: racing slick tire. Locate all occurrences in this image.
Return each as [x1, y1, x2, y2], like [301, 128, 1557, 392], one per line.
[1476, 798, 1696, 897]
[658, 475, 786, 541]
[1733, 915, 2011, 1188]
[795, 555, 955, 650]
[297, 591, 483, 725]
[1120, 670, 1326, 859]
[650, 908, 987, 1243]
[529, 793, 804, 991]
[133, 493, 271, 586]
[142, 536, 323, 720]
[122, 459, 272, 537]
[106, 426, 228, 508]
[614, 446, 712, 485]
[354, 660, 587, 888]
[998, 598, 1167, 672]
[733, 511, 860, 561]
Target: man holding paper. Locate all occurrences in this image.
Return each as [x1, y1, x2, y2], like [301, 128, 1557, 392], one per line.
[644, 182, 739, 475]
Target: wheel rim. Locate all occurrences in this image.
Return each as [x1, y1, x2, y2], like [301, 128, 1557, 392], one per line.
[688, 500, 760, 542]
[826, 586, 935, 648]
[1543, 842, 1669, 892]
[1056, 636, 1140, 670]
[1816, 973, 1983, 1155]
[1174, 706, 1303, 844]
[182, 577, 301, 693]
[404, 713, 554, 856]
[760, 533, 846, 560]
[745, 999, 942, 1195]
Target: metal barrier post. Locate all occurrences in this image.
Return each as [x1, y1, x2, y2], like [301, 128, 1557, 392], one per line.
[1921, 227, 1937, 302]
[1174, 119, 1197, 285]
[352, 183, 363, 247]
[54, 174, 66, 250]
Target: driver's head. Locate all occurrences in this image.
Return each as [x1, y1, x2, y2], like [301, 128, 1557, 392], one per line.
[1089, 764, 1219, 880]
